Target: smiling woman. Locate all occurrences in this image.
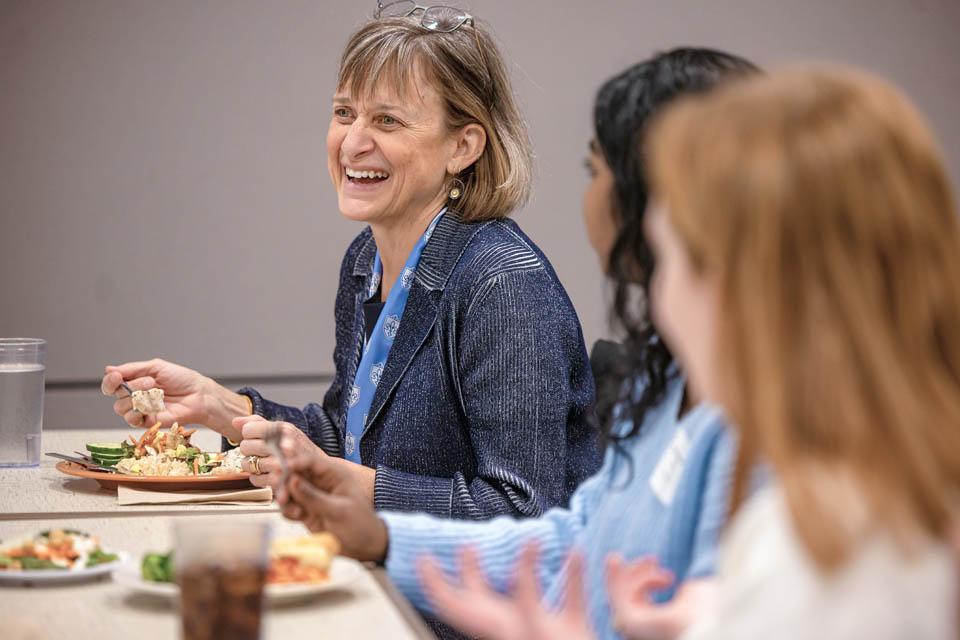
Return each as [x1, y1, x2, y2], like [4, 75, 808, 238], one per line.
[327, 66, 481, 258]
[331, 14, 531, 226]
[101, 8, 600, 532]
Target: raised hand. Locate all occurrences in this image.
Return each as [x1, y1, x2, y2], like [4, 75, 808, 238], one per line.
[606, 554, 709, 640]
[418, 543, 596, 640]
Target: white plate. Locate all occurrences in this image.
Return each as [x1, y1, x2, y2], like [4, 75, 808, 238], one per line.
[113, 556, 363, 604]
[0, 553, 129, 585]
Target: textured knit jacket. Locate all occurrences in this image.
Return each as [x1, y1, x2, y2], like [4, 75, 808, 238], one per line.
[240, 213, 601, 520]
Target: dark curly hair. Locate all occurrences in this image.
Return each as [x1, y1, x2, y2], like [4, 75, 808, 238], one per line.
[593, 48, 759, 448]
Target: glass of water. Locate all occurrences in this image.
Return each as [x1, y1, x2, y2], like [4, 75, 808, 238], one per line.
[0, 338, 46, 467]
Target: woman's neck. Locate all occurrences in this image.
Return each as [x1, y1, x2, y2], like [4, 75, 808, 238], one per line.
[370, 198, 446, 301]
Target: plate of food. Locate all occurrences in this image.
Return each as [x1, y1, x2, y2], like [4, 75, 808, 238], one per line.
[0, 529, 128, 585]
[55, 422, 253, 491]
[113, 533, 362, 603]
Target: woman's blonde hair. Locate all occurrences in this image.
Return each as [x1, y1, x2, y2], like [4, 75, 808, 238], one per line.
[336, 16, 532, 222]
[649, 67, 960, 570]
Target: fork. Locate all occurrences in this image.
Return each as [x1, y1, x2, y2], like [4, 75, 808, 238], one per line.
[264, 430, 290, 491]
[46, 452, 116, 473]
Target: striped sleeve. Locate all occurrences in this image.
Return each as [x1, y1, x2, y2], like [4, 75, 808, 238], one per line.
[382, 455, 612, 613]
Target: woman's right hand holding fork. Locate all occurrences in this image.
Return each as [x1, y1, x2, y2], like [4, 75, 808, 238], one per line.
[100, 358, 250, 442]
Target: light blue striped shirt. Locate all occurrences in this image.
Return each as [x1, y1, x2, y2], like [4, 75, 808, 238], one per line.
[382, 376, 735, 639]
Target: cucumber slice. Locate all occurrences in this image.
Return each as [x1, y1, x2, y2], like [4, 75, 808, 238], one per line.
[92, 454, 124, 464]
[91, 450, 125, 458]
[86, 442, 124, 455]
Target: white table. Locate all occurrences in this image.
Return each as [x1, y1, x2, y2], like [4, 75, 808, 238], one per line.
[0, 429, 435, 639]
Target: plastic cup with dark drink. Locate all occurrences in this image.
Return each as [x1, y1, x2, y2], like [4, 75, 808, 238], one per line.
[173, 520, 270, 640]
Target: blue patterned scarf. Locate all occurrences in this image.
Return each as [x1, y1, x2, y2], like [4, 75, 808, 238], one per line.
[344, 210, 445, 462]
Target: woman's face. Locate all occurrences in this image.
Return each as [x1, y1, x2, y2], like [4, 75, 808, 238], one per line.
[645, 205, 721, 404]
[327, 74, 460, 227]
[581, 140, 619, 272]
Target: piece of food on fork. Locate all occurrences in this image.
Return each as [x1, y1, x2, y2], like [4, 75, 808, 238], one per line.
[131, 388, 165, 415]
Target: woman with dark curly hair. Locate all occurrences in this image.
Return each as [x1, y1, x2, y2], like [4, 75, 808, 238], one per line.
[591, 48, 763, 451]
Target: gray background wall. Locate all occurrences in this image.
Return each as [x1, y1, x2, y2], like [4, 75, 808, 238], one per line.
[2, 0, 959, 428]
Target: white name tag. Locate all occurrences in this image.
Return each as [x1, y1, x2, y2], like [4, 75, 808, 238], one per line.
[649, 429, 692, 506]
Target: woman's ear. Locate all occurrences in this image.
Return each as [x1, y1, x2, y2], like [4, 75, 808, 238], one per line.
[447, 123, 487, 174]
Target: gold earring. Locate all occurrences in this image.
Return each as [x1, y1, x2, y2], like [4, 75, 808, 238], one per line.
[449, 177, 465, 200]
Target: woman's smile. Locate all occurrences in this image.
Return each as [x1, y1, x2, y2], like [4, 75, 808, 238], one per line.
[342, 166, 392, 195]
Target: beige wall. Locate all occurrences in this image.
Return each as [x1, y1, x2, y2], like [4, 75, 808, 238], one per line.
[2, 0, 959, 427]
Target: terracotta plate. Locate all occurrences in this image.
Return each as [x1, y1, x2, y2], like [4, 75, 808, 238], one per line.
[55, 461, 253, 491]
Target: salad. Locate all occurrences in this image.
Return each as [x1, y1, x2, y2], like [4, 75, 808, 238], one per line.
[0, 529, 119, 571]
[86, 423, 245, 477]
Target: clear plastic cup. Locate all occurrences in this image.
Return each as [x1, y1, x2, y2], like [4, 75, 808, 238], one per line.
[0, 338, 46, 467]
[173, 520, 271, 640]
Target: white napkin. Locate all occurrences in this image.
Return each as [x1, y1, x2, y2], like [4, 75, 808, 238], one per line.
[117, 485, 273, 506]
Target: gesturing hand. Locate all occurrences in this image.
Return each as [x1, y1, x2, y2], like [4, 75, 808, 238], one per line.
[418, 543, 596, 640]
[606, 554, 711, 640]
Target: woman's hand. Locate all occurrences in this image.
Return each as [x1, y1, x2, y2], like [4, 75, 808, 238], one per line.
[235, 417, 319, 485]
[234, 416, 374, 502]
[418, 543, 595, 640]
[247, 422, 385, 561]
[234, 415, 376, 503]
[606, 554, 709, 640]
[283, 472, 387, 562]
[101, 358, 248, 440]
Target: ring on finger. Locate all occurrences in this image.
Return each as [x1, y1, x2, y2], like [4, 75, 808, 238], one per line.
[247, 455, 262, 475]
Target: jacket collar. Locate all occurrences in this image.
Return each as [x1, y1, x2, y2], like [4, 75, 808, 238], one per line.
[351, 210, 488, 291]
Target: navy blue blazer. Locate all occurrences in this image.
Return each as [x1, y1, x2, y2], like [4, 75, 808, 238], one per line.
[241, 213, 600, 520]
